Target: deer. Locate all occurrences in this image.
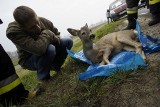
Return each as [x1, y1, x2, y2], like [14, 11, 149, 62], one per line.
[67, 24, 146, 65]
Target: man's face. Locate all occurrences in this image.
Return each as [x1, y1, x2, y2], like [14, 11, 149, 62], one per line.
[22, 16, 41, 35]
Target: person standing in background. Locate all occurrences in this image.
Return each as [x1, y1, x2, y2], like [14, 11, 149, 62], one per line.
[106, 9, 113, 24]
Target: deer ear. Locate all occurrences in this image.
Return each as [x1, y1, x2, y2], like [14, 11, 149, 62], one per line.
[67, 28, 80, 36]
[85, 23, 88, 27]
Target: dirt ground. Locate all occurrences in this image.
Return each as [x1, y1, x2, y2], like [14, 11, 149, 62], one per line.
[101, 13, 160, 107]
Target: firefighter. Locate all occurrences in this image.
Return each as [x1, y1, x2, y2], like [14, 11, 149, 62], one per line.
[0, 19, 39, 107]
[123, 0, 160, 30]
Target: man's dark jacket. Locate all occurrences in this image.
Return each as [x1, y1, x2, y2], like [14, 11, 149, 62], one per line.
[6, 17, 60, 68]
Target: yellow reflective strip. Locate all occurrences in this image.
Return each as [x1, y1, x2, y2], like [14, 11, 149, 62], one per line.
[149, 0, 160, 4]
[0, 74, 18, 88]
[0, 78, 21, 95]
[127, 7, 138, 11]
[127, 10, 137, 14]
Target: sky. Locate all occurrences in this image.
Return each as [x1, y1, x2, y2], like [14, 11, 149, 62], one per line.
[0, 0, 113, 52]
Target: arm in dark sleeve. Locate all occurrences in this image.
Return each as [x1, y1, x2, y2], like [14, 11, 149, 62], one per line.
[7, 29, 54, 56]
[50, 23, 60, 36]
[40, 17, 60, 36]
[48, 22, 61, 45]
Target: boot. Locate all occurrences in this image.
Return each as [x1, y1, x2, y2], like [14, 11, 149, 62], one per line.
[122, 21, 136, 30]
[148, 13, 160, 26]
[122, 13, 137, 30]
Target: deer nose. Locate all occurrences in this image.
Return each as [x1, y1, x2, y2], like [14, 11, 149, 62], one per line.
[89, 34, 96, 39]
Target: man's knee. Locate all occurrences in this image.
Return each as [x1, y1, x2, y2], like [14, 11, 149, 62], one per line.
[60, 38, 73, 49]
[67, 38, 73, 49]
[46, 44, 56, 59]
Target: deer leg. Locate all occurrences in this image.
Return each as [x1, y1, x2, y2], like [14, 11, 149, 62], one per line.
[102, 48, 112, 65]
[123, 44, 146, 61]
[117, 36, 142, 54]
[123, 45, 136, 52]
[141, 50, 146, 61]
[100, 60, 106, 65]
[117, 36, 146, 60]
[124, 45, 146, 61]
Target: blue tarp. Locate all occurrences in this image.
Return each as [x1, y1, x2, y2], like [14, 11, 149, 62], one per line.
[67, 21, 160, 80]
[136, 21, 160, 54]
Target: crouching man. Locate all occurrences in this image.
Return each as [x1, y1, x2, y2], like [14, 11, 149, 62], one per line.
[6, 6, 73, 81]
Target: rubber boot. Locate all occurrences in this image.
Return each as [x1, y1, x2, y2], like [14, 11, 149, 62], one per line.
[148, 13, 160, 26]
[122, 13, 137, 30]
[148, 0, 160, 26]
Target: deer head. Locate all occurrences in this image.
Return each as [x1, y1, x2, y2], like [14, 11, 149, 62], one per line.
[67, 23, 95, 40]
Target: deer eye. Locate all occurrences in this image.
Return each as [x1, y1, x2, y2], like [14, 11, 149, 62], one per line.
[82, 32, 86, 35]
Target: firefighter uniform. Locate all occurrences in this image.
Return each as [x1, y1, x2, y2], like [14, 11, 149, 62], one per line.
[0, 19, 39, 106]
[124, 0, 160, 29]
[0, 44, 29, 106]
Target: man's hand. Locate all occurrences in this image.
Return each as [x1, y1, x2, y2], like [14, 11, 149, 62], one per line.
[53, 36, 60, 46]
[56, 32, 60, 35]
[41, 29, 60, 46]
[53, 27, 60, 35]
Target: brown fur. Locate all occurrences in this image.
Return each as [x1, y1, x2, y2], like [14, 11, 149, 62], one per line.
[67, 24, 146, 65]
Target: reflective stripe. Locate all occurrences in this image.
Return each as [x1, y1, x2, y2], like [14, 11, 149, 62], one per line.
[127, 7, 138, 11]
[149, 0, 160, 5]
[127, 10, 137, 14]
[0, 78, 21, 95]
[0, 74, 22, 95]
[0, 74, 18, 88]
[127, 7, 138, 14]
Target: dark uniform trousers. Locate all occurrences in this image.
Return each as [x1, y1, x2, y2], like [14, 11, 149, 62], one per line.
[126, 0, 160, 24]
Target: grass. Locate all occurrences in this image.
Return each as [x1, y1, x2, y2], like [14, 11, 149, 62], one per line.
[93, 21, 122, 41]
[16, 20, 143, 106]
